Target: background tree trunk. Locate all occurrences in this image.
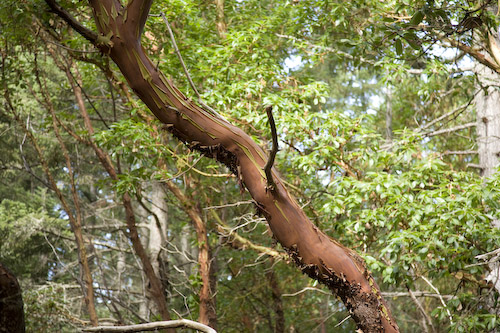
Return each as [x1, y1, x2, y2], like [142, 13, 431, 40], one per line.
[0, 262, 25, 333]
[475, 64, 500, 179]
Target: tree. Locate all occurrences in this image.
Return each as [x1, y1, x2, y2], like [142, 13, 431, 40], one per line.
[44, 0, 399, 331]
[1, 0, 499, 332]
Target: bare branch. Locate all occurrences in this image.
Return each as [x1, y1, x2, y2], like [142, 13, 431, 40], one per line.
[425, 122, 476, 137]
[444, 35, 500, 74]
[281, 287, 330, 297]
[407, 287, 435, 333]
[264, 106, 279, 192]
[441, 150, 478, 156]
[467, 163, 483, 169]
[418, 103, 471, 132]
[81, 319, 217, 333]
[381, 291, 455, 300]
[203, 200, 255, 210]
[211, 211, 285, 259]
[420, 275, 453, 324]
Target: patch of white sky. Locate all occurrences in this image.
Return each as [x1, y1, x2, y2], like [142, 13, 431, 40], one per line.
[284, 54, 303, 72]
[281, 28, 476, 118]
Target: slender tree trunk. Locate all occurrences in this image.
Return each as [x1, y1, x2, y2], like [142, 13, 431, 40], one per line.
[474, 64, 500, 294]
[214, 0, 227, 39]
[47, 1, 399, 330]
[179, 223, 195, 275]
[149, 181, 168, 281]
[164, 180, 217, 328]
[475, 63, 500, 179]
[266, 264, 284, 333]
[473, 16, 500, 315]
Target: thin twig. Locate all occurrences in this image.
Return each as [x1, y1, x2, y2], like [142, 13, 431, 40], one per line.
[424, 122, 476, 137]
[158, 12, 227, 121]
[67, 68, 110, 129]
[203, 200, 255, 210]
[407, 286, 435, 333]
[334, 315, 352, 328]
[420, 275, 453, 324]
[418, 88, 480, 133]
[441, 150, 478, 156]
[264, 105, 278, 192]
[282, 287, 330, 297]
[45, 0, 99, 45]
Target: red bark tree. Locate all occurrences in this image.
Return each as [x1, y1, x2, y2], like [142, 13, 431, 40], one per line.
[45, 0, 399, 331]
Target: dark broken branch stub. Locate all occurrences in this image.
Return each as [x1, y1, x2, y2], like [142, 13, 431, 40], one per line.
[264, 105, 278, 193]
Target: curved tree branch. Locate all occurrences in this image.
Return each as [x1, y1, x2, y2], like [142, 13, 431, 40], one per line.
[45, 0, 99, 44]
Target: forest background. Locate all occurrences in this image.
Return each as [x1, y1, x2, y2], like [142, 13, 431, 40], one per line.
[1, 0, 500, 332]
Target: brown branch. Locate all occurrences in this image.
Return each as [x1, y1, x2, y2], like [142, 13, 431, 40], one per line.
[264, 105, 278, 192]
[444, 35, 500, 74]
[125, 0, 153, 38]
[45, 0, 99, 45]
[163, 179, 217, 328]
[266, 262, 285, 333]
[60, 59, 173, 326]
[4, 92, 99, 326]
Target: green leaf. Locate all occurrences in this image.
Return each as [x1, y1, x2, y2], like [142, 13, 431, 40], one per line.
[395, 38, 403, 55]
[410, 11, 425, 26]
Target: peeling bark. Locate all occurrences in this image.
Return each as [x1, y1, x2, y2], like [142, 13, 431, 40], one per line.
[47, 0, 399, 330]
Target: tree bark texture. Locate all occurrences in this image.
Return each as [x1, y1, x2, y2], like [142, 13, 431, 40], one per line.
[48, 0, 399, 331]
[475, 63, 500, 179]
[0, 262, 25, 333]
[475, 63, 500, 295]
